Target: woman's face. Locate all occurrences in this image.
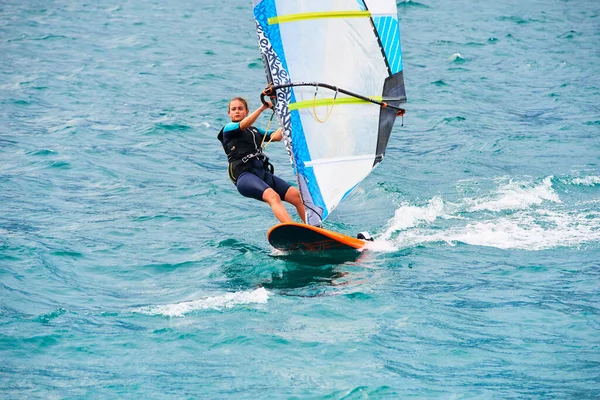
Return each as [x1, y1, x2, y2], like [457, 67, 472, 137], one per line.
[228, 100, 248, 122]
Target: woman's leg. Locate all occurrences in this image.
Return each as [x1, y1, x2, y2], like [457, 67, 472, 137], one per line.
[237, 171, 303, 223]
[284, 187, 306, 223]
[262, 188, 293, 223]
[265, 173, 306, 223]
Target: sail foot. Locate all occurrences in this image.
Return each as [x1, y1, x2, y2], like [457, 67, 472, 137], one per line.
[298, 174, 324, 227]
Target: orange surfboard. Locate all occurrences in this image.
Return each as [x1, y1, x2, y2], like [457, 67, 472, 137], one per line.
[267, 222, 366, 251]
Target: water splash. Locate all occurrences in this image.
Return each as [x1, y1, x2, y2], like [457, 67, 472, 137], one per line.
[381, 197, 445, 241]
[448, 52, 465, 63]
[134, 288, 269, 317]
[570, 176, 600, 186]
[467, 176, 560, 212]
[394, 210, 600, 251]
[377, 176, 600, 251]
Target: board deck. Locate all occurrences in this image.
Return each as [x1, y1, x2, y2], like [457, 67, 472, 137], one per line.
[267, 223, 366, 252]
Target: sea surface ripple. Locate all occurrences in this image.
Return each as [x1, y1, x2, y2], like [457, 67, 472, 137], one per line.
[1, 0, 599, 398]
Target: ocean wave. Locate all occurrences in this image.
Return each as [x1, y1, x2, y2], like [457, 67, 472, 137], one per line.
[448, 52, 465, 63]
[381, 196, 445, 240]
[377, 176, 599, 251]
[393, 210, 600, 251]
[467, 176, 560, 212]
[133, 288, 269, 317]
[569, 176, 600, 186]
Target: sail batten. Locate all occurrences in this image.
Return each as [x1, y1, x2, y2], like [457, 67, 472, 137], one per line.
[289, 96, 383, 111]
[268, 10, 371, 25]
[305, 155, 376, 167]
[253, 0, 406, 226]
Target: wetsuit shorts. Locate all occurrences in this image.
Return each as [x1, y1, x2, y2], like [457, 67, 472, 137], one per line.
[236, 165, 291, 201]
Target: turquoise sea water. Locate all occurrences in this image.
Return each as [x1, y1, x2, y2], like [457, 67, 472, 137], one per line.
[1, 0, 599, 398]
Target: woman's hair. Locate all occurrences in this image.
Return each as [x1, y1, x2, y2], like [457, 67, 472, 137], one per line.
[228, 97, 248, 111]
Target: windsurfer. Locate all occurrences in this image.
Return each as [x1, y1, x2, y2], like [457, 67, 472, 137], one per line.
[218, 97, 306, 223]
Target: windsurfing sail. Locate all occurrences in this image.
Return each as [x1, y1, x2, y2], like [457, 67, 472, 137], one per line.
[253, 0, 407, 226]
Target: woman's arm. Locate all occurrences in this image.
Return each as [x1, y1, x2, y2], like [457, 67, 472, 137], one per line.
[268, 127, 283, 142]
[239, 103, 270, 130]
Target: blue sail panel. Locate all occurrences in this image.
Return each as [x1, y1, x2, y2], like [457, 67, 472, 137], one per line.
[373, 16, 403, 75]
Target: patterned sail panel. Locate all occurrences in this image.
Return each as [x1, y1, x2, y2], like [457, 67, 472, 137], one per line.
[253, 0, 406, 226]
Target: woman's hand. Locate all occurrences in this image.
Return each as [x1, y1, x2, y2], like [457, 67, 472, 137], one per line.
[261, 100, 274, 110]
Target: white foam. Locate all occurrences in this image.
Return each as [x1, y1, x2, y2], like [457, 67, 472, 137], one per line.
[448, 52, 464, 62]
[571, 176, 600, 186]
[381, 196, 445, 240]
[376, 176, 600, 252]
[363, 238, 397, 252]
[467, 176, 560, 212]
[436, 210, 599, 250]
[134, 288, 269, 317]
[388, 207, 600, 251]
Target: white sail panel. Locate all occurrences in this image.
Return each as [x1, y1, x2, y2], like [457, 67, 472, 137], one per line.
[253, 0, 406, 226]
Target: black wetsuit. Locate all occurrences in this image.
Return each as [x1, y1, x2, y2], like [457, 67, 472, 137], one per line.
[218, 122, 291, 201]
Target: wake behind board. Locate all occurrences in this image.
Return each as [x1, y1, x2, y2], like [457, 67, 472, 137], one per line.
[267, 223, 366, 252]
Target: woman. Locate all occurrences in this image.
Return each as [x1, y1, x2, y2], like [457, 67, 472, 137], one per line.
[217, 97, 305, 223]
